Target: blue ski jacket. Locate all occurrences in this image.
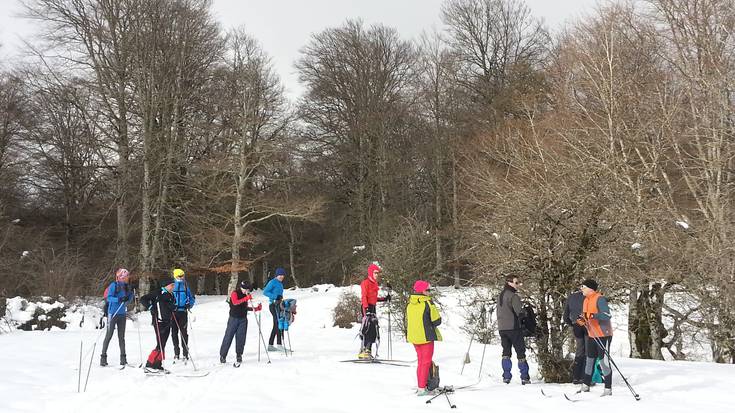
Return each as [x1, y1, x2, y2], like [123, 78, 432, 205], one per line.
[263, 278, 284, 303]
[106, 281, 134, 317]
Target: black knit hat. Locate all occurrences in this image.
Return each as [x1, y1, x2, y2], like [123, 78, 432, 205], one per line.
[239, 280, 252, 290]
[581, 279, 598, 291]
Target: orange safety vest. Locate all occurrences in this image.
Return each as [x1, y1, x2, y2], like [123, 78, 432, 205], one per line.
[582, 291, 613, 338]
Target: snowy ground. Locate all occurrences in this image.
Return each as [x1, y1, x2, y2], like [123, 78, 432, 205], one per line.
[1, 285, 734, 413]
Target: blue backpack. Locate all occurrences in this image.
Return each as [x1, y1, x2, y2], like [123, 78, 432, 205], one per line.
[278, 299, 298, 331]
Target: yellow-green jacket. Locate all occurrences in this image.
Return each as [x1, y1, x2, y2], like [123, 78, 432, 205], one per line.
[406, 294, 442, 344]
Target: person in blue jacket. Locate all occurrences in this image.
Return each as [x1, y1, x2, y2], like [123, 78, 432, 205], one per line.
[170, 268, 196, 360]
[101, 268, 134, 366]
[264, 267, 286, 351]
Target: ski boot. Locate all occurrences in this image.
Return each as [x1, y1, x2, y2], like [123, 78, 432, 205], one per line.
[577, 384, 590, 393]
[120, 354, 127, 366]
[357, 348, 372, 360]
[236, 354, 242, 363]
[416, 388, 434, 396]
[601, 388, 612, 397]
[219, 355, 226, 364]
[267, 345, 278, 352]
[521, 379, 531, 385]
[100, 354, 108, 367]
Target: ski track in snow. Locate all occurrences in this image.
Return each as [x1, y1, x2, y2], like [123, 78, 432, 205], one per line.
[1, 286, 734, 413]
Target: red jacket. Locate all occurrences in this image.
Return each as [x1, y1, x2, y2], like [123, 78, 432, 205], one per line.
[361, 263, 385, 313]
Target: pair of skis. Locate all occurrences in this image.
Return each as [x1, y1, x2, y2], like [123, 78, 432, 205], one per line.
[144, 366, 211, 377]
[540, 388, 616, 402]
[339, 358, 411, 367]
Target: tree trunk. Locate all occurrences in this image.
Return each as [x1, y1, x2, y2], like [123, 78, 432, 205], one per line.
[196, 274, 206, 295]
[628, 287, 641, 358]
[451, 152, 460, 288]
[288, 222, 300, 288]
[115, 107, 129, 265]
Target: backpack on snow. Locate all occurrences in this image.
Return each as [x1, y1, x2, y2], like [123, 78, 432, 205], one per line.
[427, 362, 440, 391]
[146, 349, 164, 369]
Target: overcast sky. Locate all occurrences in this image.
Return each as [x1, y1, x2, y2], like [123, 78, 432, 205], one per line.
[0, 0, 596, 99]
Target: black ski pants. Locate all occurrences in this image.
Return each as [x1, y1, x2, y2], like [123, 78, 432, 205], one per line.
[170, 311, 189, 357]
[572, 325, 587, 382]
[154, 319, 172, 355]
[220, 316, 248, 358]
[499, 329, 526, 359]
[268, 303, 283, 345]
[584, 336, 613, 389]
[101, 314, 127, 358]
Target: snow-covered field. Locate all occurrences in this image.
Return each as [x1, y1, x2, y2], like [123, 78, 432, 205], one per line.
[1, 285, 734, 413]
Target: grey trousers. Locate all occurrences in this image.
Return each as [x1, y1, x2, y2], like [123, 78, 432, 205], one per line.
[101, 315, 127, 357]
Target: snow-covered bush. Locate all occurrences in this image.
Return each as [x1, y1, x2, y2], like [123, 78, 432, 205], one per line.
[4, 296, 68, 331]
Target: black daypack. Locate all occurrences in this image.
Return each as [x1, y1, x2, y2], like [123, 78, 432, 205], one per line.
[427, 362, 440, 391]
[520, 302, 539, 338]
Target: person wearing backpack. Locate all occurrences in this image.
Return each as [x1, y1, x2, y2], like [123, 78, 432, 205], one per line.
[563, 286, 587, 384]
[100, 268, 134, 367]
[576, 279, 613, 396]
[406, 280, 442, 396]
[170, 268, 196, 360]
[220, 280, 262, 364]
[358, 261, 390, 359]
[263, 267, 286, 351]
[141, 281, 177, 371]
[496, 274, 531, 384]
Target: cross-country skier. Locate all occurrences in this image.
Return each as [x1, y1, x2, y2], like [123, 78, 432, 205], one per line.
[564, 285, 587, 384]
[357, 261, 391, 359]
[577, 279, 613, 396]
[100, 268, 134, 366]
[406, 280, 442, 396]
[496, 274, 531, 384]
[141, 282, 176, 371]
[264, 267, 286, 351]
[220, 280, 262, 364]
[170, 268, 195, 360]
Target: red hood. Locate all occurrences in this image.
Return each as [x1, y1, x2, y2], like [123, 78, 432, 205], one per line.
[367, 263, 381, 283]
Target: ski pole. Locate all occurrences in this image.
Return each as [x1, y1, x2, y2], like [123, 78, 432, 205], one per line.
[478, 341, 487, 380]
[172, 312, 197, 370]
[254, 309, 271, 363]
[84, 297, 126, 392]
[83, 341, 97, 392]
[590, 334, 640, 400]
[257, 311, 261, 362]
[134, 289, 143, 368]
[460, 330, 474, 375]
[78, 309, 85, 393]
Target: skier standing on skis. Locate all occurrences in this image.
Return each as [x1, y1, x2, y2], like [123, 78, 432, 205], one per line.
[141, 282, 177, 371]
[100, 268, 134, 367]
[563, 286, 587, 384]
[169, 268, 195, 361]
[577, 279, 613, 396]
[358, 261, 390, 359]
[263, 267, 286, 351]
[406, 280, 442, 396]
[220, 280, 262, 364]
[496, 274, 531, 384]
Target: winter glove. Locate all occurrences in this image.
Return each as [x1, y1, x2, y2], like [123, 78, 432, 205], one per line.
[385, 294, 391, 302]
[575, 315, 588, 327]
[254, 303, 263, 312]
[98, 316, 106, 329]
[120, 295, 129, 303]
[276, 295, 283, 301]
